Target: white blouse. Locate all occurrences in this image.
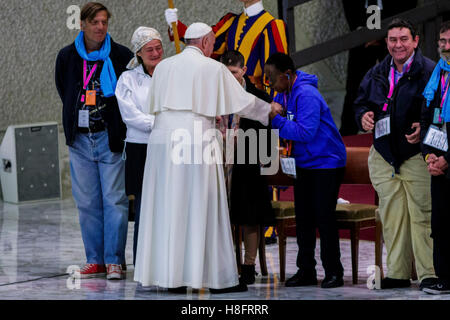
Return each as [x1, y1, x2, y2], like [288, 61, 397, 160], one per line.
[116, 64, 155, 144]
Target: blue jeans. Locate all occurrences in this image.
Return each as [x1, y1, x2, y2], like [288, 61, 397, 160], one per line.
[69, 131, 128, 265]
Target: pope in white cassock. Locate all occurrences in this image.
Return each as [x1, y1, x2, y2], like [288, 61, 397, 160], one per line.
[133, 22, 281, 293]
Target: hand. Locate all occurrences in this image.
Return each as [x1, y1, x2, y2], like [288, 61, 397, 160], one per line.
[427, 155, 448, 176]
[436, 156, 449, 171]
[405, 122, 420, 144]
[165, 8, 178, 27]
[428, 162, 445, 176]
[269, 102, 283, 120]
[361, 111, 375, 131]
[425, 153, 438, 165]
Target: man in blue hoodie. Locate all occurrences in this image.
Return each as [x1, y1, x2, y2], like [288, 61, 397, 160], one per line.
[265, 52, 347, 288]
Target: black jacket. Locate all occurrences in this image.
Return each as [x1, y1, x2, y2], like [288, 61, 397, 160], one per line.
[55, 39, 133, 153]
[420, 72, 450, 178]
[230, 76, 275, 226]
[354, 49, 436, 173]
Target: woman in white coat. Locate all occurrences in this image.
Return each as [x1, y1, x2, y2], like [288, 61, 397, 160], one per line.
[115, 27, 164, 265]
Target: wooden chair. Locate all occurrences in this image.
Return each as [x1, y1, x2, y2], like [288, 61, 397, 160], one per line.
[264, 169, 296, 282]
[234, 168, 295, 282]
[335, 146, 382, 284]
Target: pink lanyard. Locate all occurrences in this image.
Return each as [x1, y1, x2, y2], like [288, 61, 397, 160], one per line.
[282, 75, 298, 157]
[81, 60, 97, 103]
[382, 60, 413, 111]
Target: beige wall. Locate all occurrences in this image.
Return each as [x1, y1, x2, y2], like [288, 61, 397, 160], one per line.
[0, 0, 349, 200]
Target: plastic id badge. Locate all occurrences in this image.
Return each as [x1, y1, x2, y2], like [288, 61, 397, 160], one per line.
[85, 90, 96, 106]
[424, 125, 448, 152]
[375, 116, 390, 139]
[280, 157, 296, 178]
[78, 110, 89, 128]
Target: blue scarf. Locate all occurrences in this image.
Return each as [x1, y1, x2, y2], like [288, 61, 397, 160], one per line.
[423, 58, 450, 121]
[75, 31, 117, 98]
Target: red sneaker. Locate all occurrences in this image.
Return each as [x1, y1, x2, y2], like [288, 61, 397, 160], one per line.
[80, 264, 106, 279]
[106, 264, 124, 280]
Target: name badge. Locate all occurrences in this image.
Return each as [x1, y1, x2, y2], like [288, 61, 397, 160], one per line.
[424, 125, 448, 152]
[280, 157, 296, 178]
[85, 90, 96, 106]
[375, 116, 390, 139]
[78, 110, 89, 128]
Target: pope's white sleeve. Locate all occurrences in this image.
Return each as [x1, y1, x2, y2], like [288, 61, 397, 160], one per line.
[115, 75, 154, 132]
[235, 95, 270, 126]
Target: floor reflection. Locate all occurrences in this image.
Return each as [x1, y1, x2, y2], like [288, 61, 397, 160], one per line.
[0, 199, 449, 300]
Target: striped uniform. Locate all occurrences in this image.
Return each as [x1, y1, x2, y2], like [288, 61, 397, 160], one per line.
[174, 10, 288, 95]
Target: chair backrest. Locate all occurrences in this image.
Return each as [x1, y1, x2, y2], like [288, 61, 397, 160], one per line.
[342, 147, 371, 184]
[342, 146, 378, 205]
[265, 146, 372, 186]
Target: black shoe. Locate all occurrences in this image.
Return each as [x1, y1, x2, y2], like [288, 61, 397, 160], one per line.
[321, 275, 344, 288]
[380, 277, 411, 289]
[168, 286, 187, 294]
[240, 264, 256, 285]
[423, 282, 450, 295]
[419, 277, 439, 291]
[209, 282, 248, 294]
[285, 270, 317, 287]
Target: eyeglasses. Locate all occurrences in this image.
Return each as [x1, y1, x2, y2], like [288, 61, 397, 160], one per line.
[438, 39, 450, 46]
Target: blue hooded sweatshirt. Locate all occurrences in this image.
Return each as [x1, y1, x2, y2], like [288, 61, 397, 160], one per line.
[271, 70, 346, 169]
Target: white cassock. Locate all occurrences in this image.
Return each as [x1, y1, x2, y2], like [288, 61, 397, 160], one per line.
[133, 46, 270, 289]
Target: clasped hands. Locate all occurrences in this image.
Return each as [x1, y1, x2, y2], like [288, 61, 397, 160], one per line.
[426, 153, 448, 176]
[269, 102, 283, 120]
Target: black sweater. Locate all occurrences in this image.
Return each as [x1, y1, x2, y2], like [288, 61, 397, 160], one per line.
[55, 39, 133, 153]
[353, 49, 435, 173]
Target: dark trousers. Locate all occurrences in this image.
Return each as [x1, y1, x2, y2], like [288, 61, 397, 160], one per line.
[124, 142, 147, 266]
[431, 175, 450, 285]
[293, 167, 345, 278]
[132, 192, 142, 266]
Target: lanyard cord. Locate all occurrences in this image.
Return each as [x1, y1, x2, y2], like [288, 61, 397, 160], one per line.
[382, 60, 413, 112]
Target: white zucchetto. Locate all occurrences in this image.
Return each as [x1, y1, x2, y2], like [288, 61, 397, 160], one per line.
[184, 22, 213, 39]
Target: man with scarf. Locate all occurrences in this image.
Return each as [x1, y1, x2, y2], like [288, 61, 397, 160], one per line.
[55, 2, 133, 280]
[421, 21, 450, 295]
[354, 19, 437, 290]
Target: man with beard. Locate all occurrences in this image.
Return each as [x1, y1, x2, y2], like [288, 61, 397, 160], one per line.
[421, 21, 450, 295]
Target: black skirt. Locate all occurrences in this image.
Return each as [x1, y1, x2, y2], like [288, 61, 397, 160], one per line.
[229, 163, 275, 226]
[124, 142, 148, 197]
[229, 117, 275, 226]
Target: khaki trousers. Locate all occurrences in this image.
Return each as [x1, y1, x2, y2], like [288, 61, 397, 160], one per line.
[368, 146, 435, 281]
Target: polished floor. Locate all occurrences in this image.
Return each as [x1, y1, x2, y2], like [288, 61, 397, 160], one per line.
[0, 198, 448, 300]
